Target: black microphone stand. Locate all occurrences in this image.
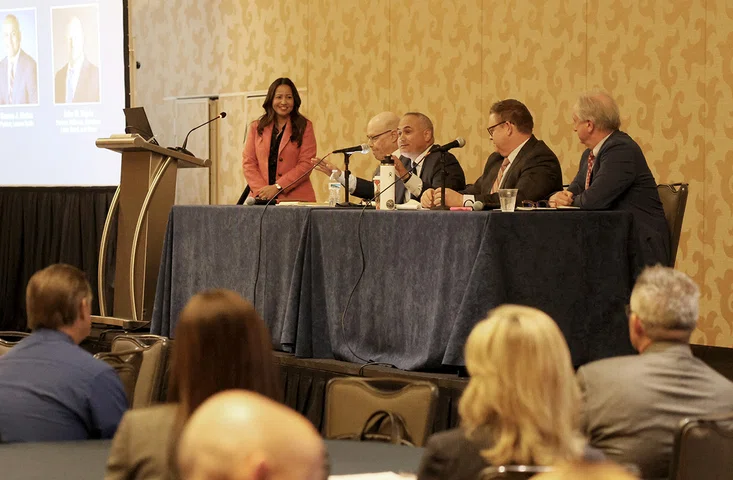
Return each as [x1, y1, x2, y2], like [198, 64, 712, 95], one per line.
[337, 152, 360, 207]
[432, 151, 450, 210]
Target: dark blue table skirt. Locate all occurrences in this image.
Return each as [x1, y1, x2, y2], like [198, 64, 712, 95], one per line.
[152, 206, 638, 370]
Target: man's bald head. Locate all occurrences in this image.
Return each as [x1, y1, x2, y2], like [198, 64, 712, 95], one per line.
[366, 111, 399, 161]
[178, 390, 325, 480]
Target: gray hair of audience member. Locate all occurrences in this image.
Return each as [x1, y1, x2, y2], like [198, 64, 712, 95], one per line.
[403, 112, 434, 136]
[630, 265, 699, 335]
[573, 91, 621, 132]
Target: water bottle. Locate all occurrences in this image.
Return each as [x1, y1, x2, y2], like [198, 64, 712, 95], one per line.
[379, 156, 396, 210]
[328, 170, 341, 207]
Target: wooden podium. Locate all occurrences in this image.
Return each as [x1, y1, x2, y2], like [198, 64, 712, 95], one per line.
[94, 135, 210, 329]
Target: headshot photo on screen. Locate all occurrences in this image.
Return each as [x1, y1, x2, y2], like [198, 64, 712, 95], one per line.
[52, 4, 100, 104]
[0, 9, 39, 106]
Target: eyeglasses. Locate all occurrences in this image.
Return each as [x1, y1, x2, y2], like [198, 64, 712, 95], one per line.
[521, 200, 551, 208]
[366, 129, 393, 145]
[486, 121, 507, 138]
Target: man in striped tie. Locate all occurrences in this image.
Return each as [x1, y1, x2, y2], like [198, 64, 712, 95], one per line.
[550, 92, 669, 267]
[422, 99, 562, 209]
[0, 13, 38, 105]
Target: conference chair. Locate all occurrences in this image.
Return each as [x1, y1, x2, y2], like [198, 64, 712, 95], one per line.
[0, 331, 29, 356]
[657, 183, 689, 267]
[94, 349, 144, 404]
[110, 334, 171, 408]
[479, 465, 552, 479]
[323, 377, 438, 447]
[668, 411, 733, 480]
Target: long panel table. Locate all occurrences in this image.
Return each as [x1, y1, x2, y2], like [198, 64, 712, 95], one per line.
[152, 206, 640, 370]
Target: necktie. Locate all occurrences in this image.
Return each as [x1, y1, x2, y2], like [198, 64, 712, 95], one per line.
[66, 67, 75, 103]
[490, 157, 511, 194]
[8, 62, 14, 103]
[585, 151, 596, 190]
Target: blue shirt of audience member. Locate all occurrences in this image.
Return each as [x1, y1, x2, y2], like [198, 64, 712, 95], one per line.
[0, 329, 127, 442]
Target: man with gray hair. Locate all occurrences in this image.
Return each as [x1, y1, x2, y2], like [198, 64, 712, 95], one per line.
[550, 92, 670, 266]
[577, 266, 733, 479]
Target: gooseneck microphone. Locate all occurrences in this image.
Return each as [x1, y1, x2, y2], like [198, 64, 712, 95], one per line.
[333, 143, 370, 154]
[433, 137, 466, 152]
[176, 111, 227, 155]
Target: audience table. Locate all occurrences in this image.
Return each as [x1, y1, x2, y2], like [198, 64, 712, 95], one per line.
[0, 439, 424, 478]
[152, 206, 641, 369]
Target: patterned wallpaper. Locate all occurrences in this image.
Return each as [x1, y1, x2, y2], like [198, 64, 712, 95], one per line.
[129, 0, 733, 347]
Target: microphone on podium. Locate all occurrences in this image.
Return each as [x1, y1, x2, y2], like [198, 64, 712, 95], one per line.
[173, 112, 227, 156]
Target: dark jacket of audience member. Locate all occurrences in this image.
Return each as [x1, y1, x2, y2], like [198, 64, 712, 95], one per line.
[0, 264, 127, 442]
[105, 289, 281, 480]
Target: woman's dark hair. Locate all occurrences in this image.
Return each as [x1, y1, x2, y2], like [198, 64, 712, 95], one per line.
[256, 77, 308, 147]
[167, 289, 281, 416]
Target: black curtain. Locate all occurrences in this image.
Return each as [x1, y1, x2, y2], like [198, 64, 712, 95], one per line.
[0, 187, 117, 331]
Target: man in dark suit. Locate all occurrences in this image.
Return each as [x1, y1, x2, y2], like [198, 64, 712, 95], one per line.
[394, 112, 465, 203]
[551, 92, 670, 266]
[0, 14, 38, 105]
[54, 16, 99, 104]
[577, 266, 733, 480]
[422, 99, 562, 208]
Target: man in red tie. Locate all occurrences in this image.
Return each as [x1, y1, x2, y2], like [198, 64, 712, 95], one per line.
[421, 99, 562, 208]
[550, 92, 670, 267]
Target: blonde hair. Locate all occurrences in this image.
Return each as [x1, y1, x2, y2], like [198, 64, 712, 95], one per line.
[459, 305, 583, 466]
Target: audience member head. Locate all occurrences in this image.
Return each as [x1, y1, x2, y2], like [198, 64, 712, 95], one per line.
[366, 111, 400, 162]
[25, 263, 93, 344]
[168, 289, 281, 421]
[257, 77, 307, 146]
[398, 112, 434, 159]
[487, 99, 534, 157]
[572, 91, 621, 149]
[178, 390, 326, 480]
[2, 14, 21, 58]
[459, 305, 582, 466]
[531, 461, 639, 480]
[627, 265, 699, 352]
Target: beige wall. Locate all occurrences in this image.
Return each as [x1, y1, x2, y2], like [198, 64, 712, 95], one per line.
[129, 0, 733, 347]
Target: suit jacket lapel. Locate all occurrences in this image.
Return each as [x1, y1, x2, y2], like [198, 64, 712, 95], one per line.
[278, 121, 291, 157]
[500, 135, 538, 187]
[259, 123, 274, 176]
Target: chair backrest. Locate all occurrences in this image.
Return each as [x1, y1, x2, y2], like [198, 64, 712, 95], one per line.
[111, 334, 171, 408]
[94, 349, 144, 404]
[0, 331, 29, 357]
[669, 411, 733, 480]
[480, 465, 552, 480]
[657, 183, 689, 266]
[323, 376, 438, 447]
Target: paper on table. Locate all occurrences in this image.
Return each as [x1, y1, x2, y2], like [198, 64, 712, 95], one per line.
[329, 473, 415, 479]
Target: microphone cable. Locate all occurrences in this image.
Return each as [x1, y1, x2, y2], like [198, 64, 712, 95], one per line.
[251, 153, 331, 307]
[338, 153, 429, 364]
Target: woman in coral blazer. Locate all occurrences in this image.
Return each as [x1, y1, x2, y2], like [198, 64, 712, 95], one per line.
[242, 77, 317, 202]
